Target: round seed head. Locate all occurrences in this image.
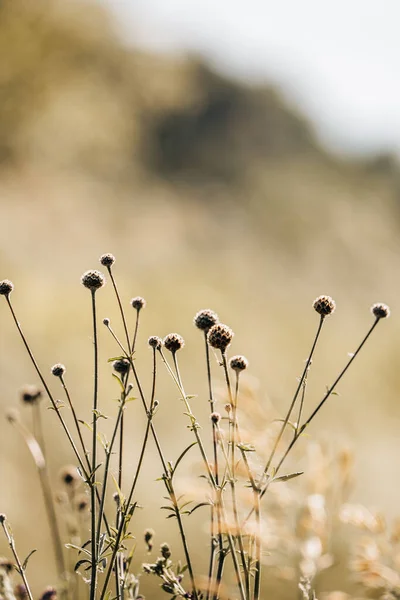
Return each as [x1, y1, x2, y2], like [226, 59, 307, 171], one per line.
[163, 333, 185, 353]
[0, 280, 14, 296]
[144, 528, 154, 552]
[39, 587, 57, 600]
[51, 363, 66, 377]
[14, 584, 28, 599]
[0, 514, 6, 524]
[148, 336, 162, 350]
[160, 543, 171, 560]
[211, 412, 221, 424]
[313, 295, 336, 317]
[131, 296, 146, 311]
[20, 384, 42, 405]
[112, 359, 130, 375]
[193, 309, 219, 333]
[207, 323, 234, 352]
[103, 317, 110, 327]
[0, 558, 13, 573]
[371, 302, 390, 319]
[229, 355, 249, 372]
[99, 253, 115, 267]
[75, 495, 89, 512]
[80, 269, 105, 291]
[59, 465, 80, 487]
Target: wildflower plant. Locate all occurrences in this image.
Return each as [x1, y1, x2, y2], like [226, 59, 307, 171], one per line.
[0, 256, 391, 600]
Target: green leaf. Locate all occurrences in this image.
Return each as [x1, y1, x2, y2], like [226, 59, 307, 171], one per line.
[74, 559, 92, 572]
[186, 502, 210, 516]
[65, 543, 92, 557]
[22, 549, 36, 571]
[272, 471, 304, 483]
[171, 441, 198, 478]
[237, 442, 256, 452]
[112, 373, 125, 391]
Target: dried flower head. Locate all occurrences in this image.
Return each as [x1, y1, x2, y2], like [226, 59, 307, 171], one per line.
[160, 543, 171, 560]
[194, 309, 219, 333]
[144, 528, 155, 552]
[131, 296, 146, 311]
[14, 584, 28, 600]
[371, 302, 390, 319]
[211, 412, 221, 424]
[207, 323, 234, 352]
[20, 384, 42, 405]
[230, 355, 249, 372]
[148, 336, 162, 350]
[163, 333, 185, 353]
[112, 359, 130, 375]
[0, 558, 13, 573]
[313, 295, 336, 317]
[75, 495, 89, 512]
[39, 587, 57, 600]
[80, 270, 105, 291]
[0, 280, 14, 296]
[59, 465, 80, 486]
[51, 363, 66, 377]
[0, 514, 6, 524]
[99, 253, 115, 268]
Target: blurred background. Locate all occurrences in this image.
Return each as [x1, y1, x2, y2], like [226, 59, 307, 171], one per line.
[1, 0, 400, 597]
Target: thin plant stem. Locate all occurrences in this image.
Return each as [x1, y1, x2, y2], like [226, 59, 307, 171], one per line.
[1, 518, 34, 600]
[249, 317, 382, 516]
[90, 290, 100, 600]
[58, 375, 111, 537]
[166, 350, 246, 600]
[99, 349, 198, 600]
[221, 353, 250, 595]
[32, 404, 66, 584]
[107, 267, 132, 509]
[95, 389, 127, 556]
[261, 315, 325, 483]
[4, 297, 89, 481]
[204, 332, 222, 600]
[59, 375, 90, 464]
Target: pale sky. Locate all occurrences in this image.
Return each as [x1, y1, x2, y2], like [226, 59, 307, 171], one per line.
[103, 0, 400, 155]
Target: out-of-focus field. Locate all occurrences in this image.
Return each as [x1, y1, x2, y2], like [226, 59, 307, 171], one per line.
[1, 1, 400, 597]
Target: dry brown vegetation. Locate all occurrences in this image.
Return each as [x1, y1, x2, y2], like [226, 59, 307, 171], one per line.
[0, 1, 400, 598]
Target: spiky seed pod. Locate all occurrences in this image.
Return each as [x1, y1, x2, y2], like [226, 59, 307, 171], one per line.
[112, 359, 130, 375]
[211, 412, 221, 424]
[163, 333, 185, 353]
[51, 363, 66, 377]
[20, 384, 42, 405]
[148, 336, 162, 350]
[207, 323, 234, 352]
[371, 302, 390, 319]
[131, 296, 146, 311]
[39, 587, 57, 600]
[0, 280, 13, 296]
[193, 309, 219, 333]
[230, 355, 249, 372]
[80, 269, 105, 291]
[313, 295, 336, 317]
[99, 253, 115, 267]
[160, 543, 171, 560]
[59, 465, 80, 487]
